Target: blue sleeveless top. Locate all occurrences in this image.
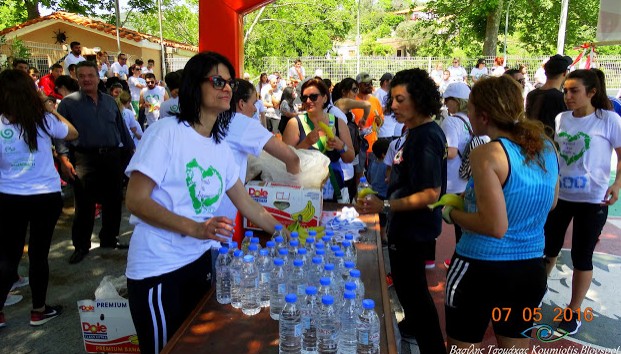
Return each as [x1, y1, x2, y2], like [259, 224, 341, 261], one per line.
[456, 138, 559, 261]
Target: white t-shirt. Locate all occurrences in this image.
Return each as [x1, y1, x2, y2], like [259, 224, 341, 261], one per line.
[470, 67, 488, 81]
[125, 117, 240, 280]
[99, 63, 109, 80]
[534, 68, 547, 85]
[440, 113, 472, 193]
[160, 97, 179, 120]
[555, 109, 621, 203]
[64, 54, 85, 74]
[0, 113, 68, 195]
[448, 66, 467, 83]
[384, 132, 407, 167]
[393, 122, 405, 137]
[253, 100, 266, 121]
[128, 76, 146, 102]
[262, 85, 280, 120]
[288, 66, 306, 81]
[141, 86, 166, 126]
[111, 62, 129, 81]
[491, 66, 505, 77]
[374, 88, 397, 138]
[122, 108, 143, 148]
[325, 105, 354, 181]
[217, 113, 273, 223]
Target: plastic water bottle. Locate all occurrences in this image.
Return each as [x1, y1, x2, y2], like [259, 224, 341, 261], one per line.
[230, 250, 244, 309]
[339, 291, 360, 354]
[333, 251, 346, 279]
[241, 255, 260, 316]
[248, 244, 260, 259]
[291, 231, 299, 243]
[347, 270, 365, 305]
[257, 249, 273, 307]
[342, 262, 356, 283]
[309, 256, 324, 286]
[297, 248, 309, 266]
[322, 236, 331, 249]
[322, 264, 341, 302]
[356, 299, 380, 354]
[357, 178, 370, 202]
[272, 224, 285, 241]
[289, 240, 300, 259]
[329, 245, 341, 265]
[280, 294, 302, 353]
[316, 241, 325, 252]
[289, 259, 308, 297]
[341, 241, 356, 266]
[279, 248, 290, 270]
[251, 237, 262, 250]
[216, 247, 232, 304]
[275, 235, 286, 251]
[271, 258, 287, 320]
[344, 282, 357, 299]
[301, 286, 320, 354]
[316, 248, 326, 263]
[227, 241, 238, 257]
[241, 230, 253, 253]
[305, 237, 316, 254]
[318, 277, 336, 299]
[267, 240, 278, 258]
[317, 295, 339, 354]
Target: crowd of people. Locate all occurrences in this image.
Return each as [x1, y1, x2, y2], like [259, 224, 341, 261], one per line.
[2, 48, 621, 354]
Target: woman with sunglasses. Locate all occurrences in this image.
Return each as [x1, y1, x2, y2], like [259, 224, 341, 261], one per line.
[355, 69, 447, 353]
[282, 79, 355, 202]
[125, 52, 285, 354]
[128, 64, 146, 115]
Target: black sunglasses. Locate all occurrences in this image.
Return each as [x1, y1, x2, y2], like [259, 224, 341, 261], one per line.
[301, 93, 320, 102]
[203, 76, 237, 90]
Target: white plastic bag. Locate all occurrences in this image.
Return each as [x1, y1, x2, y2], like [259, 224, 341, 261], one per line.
[94, 275, 127, 300]
[247, 147, 330, 189]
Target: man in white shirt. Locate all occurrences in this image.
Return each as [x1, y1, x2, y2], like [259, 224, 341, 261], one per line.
[64, 41, 85, 75]
[142, 59, 155, 75]
[139, 73, 169, 127]
[110, 53, 130, 81]
[288, 59, 305, 87]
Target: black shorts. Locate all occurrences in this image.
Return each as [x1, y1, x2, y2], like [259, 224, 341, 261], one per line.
[544, 199, 607, 271]
[445, 254, 546, 343]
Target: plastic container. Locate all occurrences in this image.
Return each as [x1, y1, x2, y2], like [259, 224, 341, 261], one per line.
[279, 294, 302, 353]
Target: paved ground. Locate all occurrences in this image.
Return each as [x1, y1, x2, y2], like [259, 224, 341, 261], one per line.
[2, 186, 621, 354]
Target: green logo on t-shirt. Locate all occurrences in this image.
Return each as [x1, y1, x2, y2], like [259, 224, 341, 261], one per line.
[1, 128, 14, 139]
[185, 159, 224, 214]
[558, 131, 591, 166]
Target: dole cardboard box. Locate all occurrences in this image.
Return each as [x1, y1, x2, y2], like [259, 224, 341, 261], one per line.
[244, 181, 323, 230]
[77, 299, 140, 353]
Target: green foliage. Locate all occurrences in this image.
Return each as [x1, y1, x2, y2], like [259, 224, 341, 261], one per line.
[0, 36, 31, 70]
[360, 37, 393, 55]
[123, 0, 198, 46]
[0, 0, 28, 29]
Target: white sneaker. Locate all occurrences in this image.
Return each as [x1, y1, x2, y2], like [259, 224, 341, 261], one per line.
[11, 276, 29, 291]
[4, 294, 23, 306]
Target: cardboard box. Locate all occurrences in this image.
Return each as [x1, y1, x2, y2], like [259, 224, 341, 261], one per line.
[77, 299, 140, 353]
[245, 181, 323, 230]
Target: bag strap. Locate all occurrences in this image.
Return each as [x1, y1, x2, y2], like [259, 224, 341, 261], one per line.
[452, 113, 474, 136]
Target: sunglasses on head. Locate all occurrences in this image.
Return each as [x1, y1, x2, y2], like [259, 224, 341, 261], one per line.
[203, 75, 237, 90]
[301, 93, 320, 102]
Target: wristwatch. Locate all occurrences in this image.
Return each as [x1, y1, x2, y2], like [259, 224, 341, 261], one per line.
[382, 199, 391, 214]
[339, 145, 348, 154]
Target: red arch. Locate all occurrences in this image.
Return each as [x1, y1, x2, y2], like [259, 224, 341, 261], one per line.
[199, 0, 274, 74]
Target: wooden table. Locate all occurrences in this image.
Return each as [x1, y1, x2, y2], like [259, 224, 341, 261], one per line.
[162, 212, 398, 354]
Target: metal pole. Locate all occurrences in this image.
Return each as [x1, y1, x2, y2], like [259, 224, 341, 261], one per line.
[557, 0, 570, 54]
[356, 0, 361, 74]
[503, 0, 514, 68]
[157, 0, 167, 78]
[114, 0, 121, 53]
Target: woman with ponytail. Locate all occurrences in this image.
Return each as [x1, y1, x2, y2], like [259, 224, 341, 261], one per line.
[443, 75, 559, 350]
[543, 69, 621, 336]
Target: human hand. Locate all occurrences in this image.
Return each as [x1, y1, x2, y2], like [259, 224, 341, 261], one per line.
[196, 216, 235, 241]
[355, 194, 382, 214]
[327, 136, 345, 151]
[59, 158, 76, 181]
[603, 185, 619, 205]
[305, 129, 320, 146]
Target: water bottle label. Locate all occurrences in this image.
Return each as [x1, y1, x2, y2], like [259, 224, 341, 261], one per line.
[294, 323, 303, 337]
[302, 316, 311, 329]
[260, 273, 270, 283]
[278, 283, 286, 295]
[358, 331, 369, 345]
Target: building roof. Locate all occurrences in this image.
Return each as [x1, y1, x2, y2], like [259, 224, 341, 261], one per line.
[0, 11, 198, 52]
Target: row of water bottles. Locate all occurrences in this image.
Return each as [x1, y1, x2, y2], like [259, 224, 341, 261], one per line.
[280, 290, 380, 354]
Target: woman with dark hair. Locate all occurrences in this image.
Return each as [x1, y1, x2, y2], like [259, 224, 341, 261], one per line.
[470, 58, 488, 83]
[278, 86, 298, 133]
[128, 64, 146, 115]
[282, 78, 355, 202]
[444, 75, 558, 350]
[355, 69, 447, 353]
[125, 52, 285, 354]
[0, 69, 78, 327]
[54, 75, 79, 97]
[544, 69, 621, 335]
[256, 72, 269, 95]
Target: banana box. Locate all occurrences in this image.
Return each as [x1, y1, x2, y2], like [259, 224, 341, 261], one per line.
[77, 299, 140, 353]
[244, 181, 323, 230]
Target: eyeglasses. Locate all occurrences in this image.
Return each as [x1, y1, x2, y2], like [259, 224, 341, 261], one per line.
[146, 80, 156, 84]
[202, 76, 237, 90]
[120, 57, 127, 61]
[351, 87, 359, 93]
[301, 93, 320, 102]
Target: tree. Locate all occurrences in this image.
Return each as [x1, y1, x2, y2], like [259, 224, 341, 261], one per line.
[123, 0, 199, 46]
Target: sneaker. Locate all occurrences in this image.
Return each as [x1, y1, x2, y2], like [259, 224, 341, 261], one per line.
[386, 273, 394, 287]
[0, 312, 5, 328]
[557, 310, 581, 335]
[425, 260, 436, 269]
[11, 276, 29, 291]
[30, 305, 62, 326]
[444, 259, 451, 269]
[4, 294, 23, 307]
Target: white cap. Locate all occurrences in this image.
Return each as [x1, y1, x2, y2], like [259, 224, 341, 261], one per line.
[442, 82, 471, 100]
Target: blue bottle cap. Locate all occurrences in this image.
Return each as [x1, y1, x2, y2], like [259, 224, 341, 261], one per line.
[321, 295, 334, 305]
[326, 230, 334, 237]
[251, 237, 260, 243]
[344, 291, 356, 300]
[319, 277, 331, 286]
[335, 251, 345, 257]
[342, 241, 351, 247]
[290, 240, 299, 247]
[298, 248, 307, 255]
[344, 261, 355, 269]
[275, 236, 284, 243]
[316, 243, 325, 250]
[259, 249, 269, 256]
[234, 250, 243, 257]
[291, 231, 299, 238]
[309, 230, 317, 236]
[293, 259, 304, 267]
[243, 255, 254, 263]
[244, 230, 253, 237]
[322, 236, 330, 243]
[360, 177, 367, 183]
[362, 299, 375, 309]
[324, 263, 335, 271]
[312, 256, 322, 264]
[266, 241, 276, 248]
[230, 241, 238, 248]
[345, 233, 353, 240]
[275, 224, 283, 231]
[219, 247, 229, 254]
[316, 249, 326, 255]
[279, 248, 288, 255]
[350, 269, 361, 278]
[305, 286, 318, 295]
[306, 237, 315, 243]
[345, 282, 357, 291]
[248, 244, 258, 251]
[274, 258, 284, 266]
[285, 294, 297, 303]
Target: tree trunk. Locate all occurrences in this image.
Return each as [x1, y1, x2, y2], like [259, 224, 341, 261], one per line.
[25, 0, 41, 20]
[482, 0, 503, 57]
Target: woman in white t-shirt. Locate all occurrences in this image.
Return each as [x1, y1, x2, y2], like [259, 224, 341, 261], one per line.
[544, 69, 621, 335]
[469, 58, 488, 84]
[0, 70, 78, 327]
[124, 52, 285, 354]
[128, 64, 146, 115]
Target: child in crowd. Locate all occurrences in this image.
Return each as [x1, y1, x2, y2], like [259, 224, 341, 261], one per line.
[367, 139, 390, 243]
[118, 91, 142, 148]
